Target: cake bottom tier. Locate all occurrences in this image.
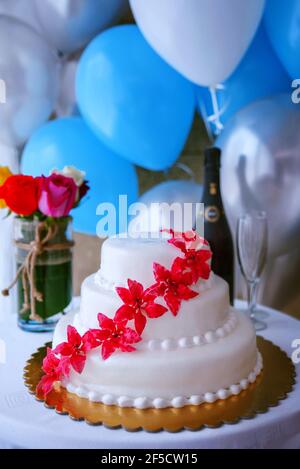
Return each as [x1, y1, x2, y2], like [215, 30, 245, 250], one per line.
[53, 311, 262, 409]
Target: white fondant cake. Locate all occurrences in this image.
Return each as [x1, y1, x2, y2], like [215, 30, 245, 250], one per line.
[52, 233, 262, 409]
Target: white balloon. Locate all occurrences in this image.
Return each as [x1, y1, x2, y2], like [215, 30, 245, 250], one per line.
[55, 58, 79, 117]
[0, 0, 41, 33]
[0, 142, 19, 172]
[217, 94, 300, 259]
[0, 143, 19, 320]
[0, 213, 16, 320]
[0, 16, 59, 147]
[33, 0, 129, 54]
[130, 0, 265, 86]
[235, 246, 300, 316]
[259, 247, 300, 313]
[129, 180, 203, 234]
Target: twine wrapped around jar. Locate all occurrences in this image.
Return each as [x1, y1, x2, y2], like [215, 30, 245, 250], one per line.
[2, 221, 74, 322]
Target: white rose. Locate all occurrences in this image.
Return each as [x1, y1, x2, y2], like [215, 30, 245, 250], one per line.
[51, 165, 86, 187]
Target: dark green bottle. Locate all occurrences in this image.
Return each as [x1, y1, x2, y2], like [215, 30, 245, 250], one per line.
[201, 147, 234, 304]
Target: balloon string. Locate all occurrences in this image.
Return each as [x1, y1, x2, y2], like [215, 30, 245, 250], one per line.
[207, 85, 225, 135]
[164, 162, 196, 182]
[174, 162, 195, 181]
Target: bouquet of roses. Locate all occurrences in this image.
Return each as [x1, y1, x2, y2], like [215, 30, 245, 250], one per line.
[0, 165, 90, 327]
[0, 165, 89, 219]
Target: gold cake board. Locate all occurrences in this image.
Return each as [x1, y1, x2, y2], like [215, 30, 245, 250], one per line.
[24, 337, 296, 432]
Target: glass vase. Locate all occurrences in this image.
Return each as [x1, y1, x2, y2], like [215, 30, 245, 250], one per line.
[15, 217, 73, 332]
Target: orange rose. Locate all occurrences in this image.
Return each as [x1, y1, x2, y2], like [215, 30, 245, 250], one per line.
[0, 166, 13, 209]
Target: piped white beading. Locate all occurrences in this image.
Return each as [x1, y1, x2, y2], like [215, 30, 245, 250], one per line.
[136, 310, 237, 351]
[64, 352, 262, 409]
[72, 309, 238, 352]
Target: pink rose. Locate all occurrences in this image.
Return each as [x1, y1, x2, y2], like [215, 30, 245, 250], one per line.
[38, 174, 77, 218]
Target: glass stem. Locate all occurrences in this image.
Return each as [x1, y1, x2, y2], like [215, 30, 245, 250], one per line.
[247, 280, 259, 320]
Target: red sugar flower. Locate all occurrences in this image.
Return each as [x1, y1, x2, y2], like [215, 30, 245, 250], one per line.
[114, 279, 167, 334]
[161, 228, 197, 242]
[151, 262, 198, 316]
[171, 244, 212, 283]
[36, 347, 69, 396]
[166, 229, 209, 251]
[91, 313, 141, 360]
[53, 325, 98, 374]
[163, 229, 212, 283]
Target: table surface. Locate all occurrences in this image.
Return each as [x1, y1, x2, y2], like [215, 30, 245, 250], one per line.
[0, 301, 299, 449]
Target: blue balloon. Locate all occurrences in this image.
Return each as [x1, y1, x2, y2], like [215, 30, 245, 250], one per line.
[76, 25, 195, 171]
[196, 26, 290, 137]
[21, 117, 138, 235]
[264, 0, 300, 78]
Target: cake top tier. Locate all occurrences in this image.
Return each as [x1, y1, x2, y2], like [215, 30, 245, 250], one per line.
[97, 231, 212, 290]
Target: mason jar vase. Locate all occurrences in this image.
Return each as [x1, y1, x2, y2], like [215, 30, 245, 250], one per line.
[15, 217, 73, 332]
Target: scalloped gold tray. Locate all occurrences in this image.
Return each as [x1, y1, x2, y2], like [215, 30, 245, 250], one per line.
[24, 337, 296, 432]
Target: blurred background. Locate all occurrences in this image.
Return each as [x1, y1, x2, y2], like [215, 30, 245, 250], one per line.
[0, 0, 299, 318]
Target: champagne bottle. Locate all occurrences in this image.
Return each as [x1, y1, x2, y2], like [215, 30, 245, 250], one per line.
[200, 147, 234, 304]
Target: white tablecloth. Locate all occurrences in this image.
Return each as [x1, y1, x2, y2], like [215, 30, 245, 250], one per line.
[0, 302, 299, 449]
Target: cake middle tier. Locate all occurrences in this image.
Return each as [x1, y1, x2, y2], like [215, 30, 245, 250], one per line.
[78, 273, 231, 340]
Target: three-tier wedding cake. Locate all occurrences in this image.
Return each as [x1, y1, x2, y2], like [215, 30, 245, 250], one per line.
[46, 230, 262, 409]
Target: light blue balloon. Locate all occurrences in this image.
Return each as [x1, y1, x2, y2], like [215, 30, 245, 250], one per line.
[76, 25, 195, 171]
[21, 117, 138, 235]
[264, 0, 300, 78]
[196, 26, 290, 137]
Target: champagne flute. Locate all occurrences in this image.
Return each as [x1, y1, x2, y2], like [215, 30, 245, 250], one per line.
[236, 211, 268, 331]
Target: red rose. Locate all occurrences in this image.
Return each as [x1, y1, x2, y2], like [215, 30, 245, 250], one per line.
[0, 175, 39, 216]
